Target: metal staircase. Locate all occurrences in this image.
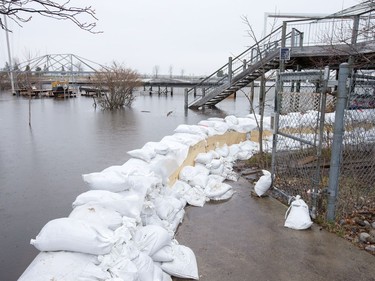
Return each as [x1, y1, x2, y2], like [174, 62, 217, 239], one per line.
[190, 50, 280, 108]
[188, 25, 286, 109]
[187, 3, 375, 109]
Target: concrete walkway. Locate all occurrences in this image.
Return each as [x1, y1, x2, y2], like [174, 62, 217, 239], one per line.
[174, 177, 375, 281]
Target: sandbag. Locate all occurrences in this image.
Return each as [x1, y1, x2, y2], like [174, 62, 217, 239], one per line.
[133, 225, 172, 256]
[205, 179, 232, 200]
[82, 170, 129, 193]
[30, 218, 114, 255]
[284, 195, 313, 230]
[174, 124, 207, 137]
[161, 244, 199, 280]
[143, 141, 170, 155]
[194, 152, 214, 165]
[72, 190, 142, 219]
[127, 146, 156, 163]
[254, 170, 272, 197]
[69, 204, 123, 231]
[132, 252, 155, 281]
[18, 251, 110, 281]
[215, 144, 229, 158]
[183, 186, 207, 207]
[151, 244, 174, 262]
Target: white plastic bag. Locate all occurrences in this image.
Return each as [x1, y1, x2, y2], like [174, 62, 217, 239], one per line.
[284, 195, 313, 230]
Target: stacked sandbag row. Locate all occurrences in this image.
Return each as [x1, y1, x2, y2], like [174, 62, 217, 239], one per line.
[20, 115, 264, 281]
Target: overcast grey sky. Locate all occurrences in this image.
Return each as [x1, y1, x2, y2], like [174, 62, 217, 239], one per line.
[1, 0, 359, 75]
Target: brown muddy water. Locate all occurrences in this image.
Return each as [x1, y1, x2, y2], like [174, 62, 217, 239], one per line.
[0, 88, 269, 280]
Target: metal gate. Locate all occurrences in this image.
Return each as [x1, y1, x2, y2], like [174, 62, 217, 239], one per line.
[271, 67, 333, 219]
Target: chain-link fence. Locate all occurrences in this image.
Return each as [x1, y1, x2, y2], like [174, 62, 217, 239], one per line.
[272, 69, 331, 219]
[335, 71, 375, 219]
[272, 64, 375, 222]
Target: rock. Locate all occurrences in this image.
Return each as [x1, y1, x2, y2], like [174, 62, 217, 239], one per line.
[372, 221, 375, 229]
[368, 229, 375, 243]
[359, 232, 370, 243]
[354, 218, 366, 227]
[364, 220, 371, 230]
[365, 245, 375, 253]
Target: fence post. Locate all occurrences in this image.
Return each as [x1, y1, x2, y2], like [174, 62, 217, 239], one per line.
[184, 88, 188, 110]
[326, 63, 349, 222]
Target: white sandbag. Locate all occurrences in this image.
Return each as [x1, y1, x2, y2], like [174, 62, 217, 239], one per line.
[179, 165, 209, 183]
[205, 179, 232, 199]
[198, 120, 229, 135]
[121, 158, 153, 175]
[119, 174, 162, 200]
[18, 251, 110, 281]
[151, 244, 174, 262]
[284, 195, 313, 230]
[167, 209, 185, 233]
[30, 218, 114, 255]
[208, 162, 224, 175]
[161, 244, 199, 280]
[149, 154, 181, 185]
[162, 272, 173, 281]
[153, 262, 164, 281]
[189, 172, 209, 189]
[215, 144, 230, 158]
[127, 146, 156, 163]
[170, 180, 191, 199]
[134, 225, 172, 256]
[228, 144, 241, 160]
[254, 170, 272, 197]
[236, 117, 258, 133]
[143, 141, 170, 155]
[73, 190, 142, 219]
[172, 132, 206, 146]
[239, 140, 257, 153]
[183, 186, 207, 207]
[140, 201, 167, 228]
[154, 196, 184, 221]
[225, 115, 239, 126]
[236, 150, 253, 160]
[206, 158, 222, 170]
[82, 170, 130, 193]
[132, 252, 155, 281]
[174, 124, 207, 137]
[195, 152, 214, 165]
[211, 189, 234, 201]
[69, 204, 123, 231]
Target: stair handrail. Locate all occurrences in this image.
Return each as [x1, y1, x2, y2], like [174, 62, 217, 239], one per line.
[187, 24, 291, 104]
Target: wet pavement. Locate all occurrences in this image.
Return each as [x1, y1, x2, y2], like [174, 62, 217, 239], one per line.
[174, 176, 375, 281]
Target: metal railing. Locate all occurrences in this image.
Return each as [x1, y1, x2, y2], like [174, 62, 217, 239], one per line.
[187, 8, 375, 106]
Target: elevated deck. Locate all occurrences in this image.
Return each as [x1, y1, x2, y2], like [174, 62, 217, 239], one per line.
[188, 4, 375, 109]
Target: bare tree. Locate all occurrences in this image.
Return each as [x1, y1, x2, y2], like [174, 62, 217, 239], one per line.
[94, 62, 141, 110]
[241, 15, 278, 157]
[153, 65, 160, 78]
[0, 0, 99, 33]
[169, 65, 173, 78]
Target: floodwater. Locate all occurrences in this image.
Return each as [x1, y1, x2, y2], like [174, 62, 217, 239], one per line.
[0, 88, 271, 280]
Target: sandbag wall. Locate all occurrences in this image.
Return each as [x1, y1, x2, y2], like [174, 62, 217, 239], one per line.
[19, 114, 269, 281]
